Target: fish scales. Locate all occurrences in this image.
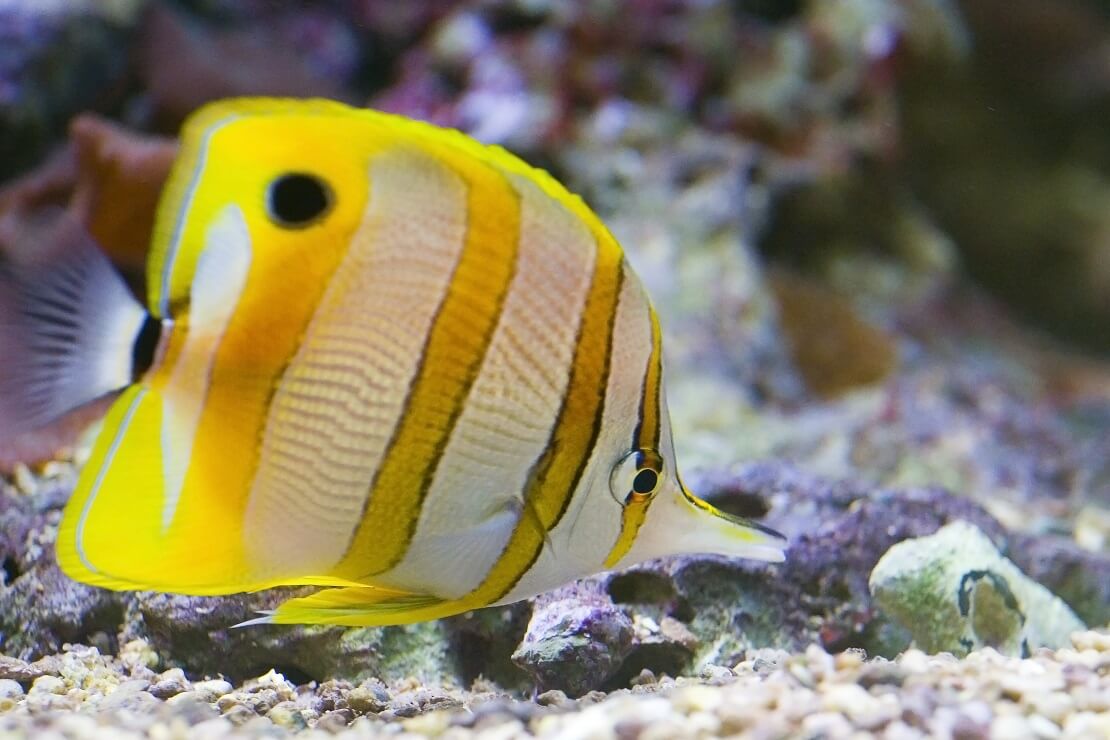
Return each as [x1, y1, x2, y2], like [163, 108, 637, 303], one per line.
[245, 149, 471, 577]
[335, 143, 521, 582]
[377, 173, 598, 599]
[502, 268, 652, 602]
[605, 308, 664, 568]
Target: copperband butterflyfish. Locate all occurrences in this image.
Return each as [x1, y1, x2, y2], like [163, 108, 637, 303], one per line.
[0, 98, 786, 626]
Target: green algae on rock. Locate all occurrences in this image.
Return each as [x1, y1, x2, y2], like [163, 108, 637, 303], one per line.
[869, 521, 1086, 657]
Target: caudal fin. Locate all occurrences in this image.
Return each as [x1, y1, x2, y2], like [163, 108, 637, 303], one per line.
[0, 217, 149, 443]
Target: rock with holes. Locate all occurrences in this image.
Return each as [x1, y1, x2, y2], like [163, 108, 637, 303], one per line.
[668, 465, 1012, 660]
[0, 471, 125, 660]
[1007, 531, 1110, 629]
[124, 591, 455, 684]
[869, 521, 1086, 657]
[511, 582, 634, 696]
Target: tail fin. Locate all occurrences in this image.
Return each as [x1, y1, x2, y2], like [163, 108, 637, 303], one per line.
[0, 216, 148, 443]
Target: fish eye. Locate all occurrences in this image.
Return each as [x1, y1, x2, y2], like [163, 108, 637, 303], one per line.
[609, 449, 664, 505]
[632, 467, 658, 495]
[267, 172, 333, 228]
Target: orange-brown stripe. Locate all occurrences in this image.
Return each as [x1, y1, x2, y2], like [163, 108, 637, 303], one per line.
[335, 153, 521, 580]
[458, 239, 625, 606]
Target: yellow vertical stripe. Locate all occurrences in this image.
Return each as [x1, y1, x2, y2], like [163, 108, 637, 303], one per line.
[604, 304, 663, 567]
[243, 148, 469, 579]
[335, 152, 521, 580]
[458, 238, 625, 606]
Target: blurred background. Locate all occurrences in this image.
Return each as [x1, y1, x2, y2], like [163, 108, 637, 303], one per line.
[2, 0, 1108, 347]
[0, 0, 1107, 686]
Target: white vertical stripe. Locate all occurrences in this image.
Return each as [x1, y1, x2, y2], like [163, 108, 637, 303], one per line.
[157, 116, 239, 319]
[160, 204, 252, 532]
[242, 149, 469, 578]
[377, 173, 597, 598]
[496, 271, 653, 604]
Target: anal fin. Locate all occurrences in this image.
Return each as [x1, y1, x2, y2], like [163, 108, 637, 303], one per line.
[237, 587, 449, 628]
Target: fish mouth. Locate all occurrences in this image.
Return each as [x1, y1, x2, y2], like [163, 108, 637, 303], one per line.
[677, 481, 788, 561]
[710, 507, 787, 543]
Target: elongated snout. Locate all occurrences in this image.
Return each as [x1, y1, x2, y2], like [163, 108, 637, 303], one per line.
[611, 478, 787, 569]
[677, 484, 787, 561]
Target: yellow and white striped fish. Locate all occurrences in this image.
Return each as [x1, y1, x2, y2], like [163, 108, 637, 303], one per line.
[0, 98, 785, 626]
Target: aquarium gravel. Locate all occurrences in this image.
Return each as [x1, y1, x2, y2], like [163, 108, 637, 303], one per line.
[0, 631, 1106, 738]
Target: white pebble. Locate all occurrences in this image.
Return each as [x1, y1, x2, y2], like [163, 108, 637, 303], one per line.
[1062, 711, 1110, 737]
[1027, 692, 1073, 725]
[1070, 631, 1110, 652]
[670, 685, 722, 714]
[192, 679, 233, 703]
[990, 713, 1036, 740]
[883, 719, 927, 740]
[898, 650, 930, 674]
[801, 710, 855, 738]
[1025, 714, 1061, 739]
[0, 679, 24, 700]
[29, 675, 66, 695]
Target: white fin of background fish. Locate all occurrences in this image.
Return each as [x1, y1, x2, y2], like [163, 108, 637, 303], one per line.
[0, 230, 145, 440]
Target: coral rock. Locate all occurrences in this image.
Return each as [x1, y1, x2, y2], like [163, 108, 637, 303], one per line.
[869, 520, 1086, 656]
[511, 583, 634, 696]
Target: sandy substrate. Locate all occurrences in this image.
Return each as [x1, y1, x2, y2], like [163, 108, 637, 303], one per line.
[0, 631, 1106, 739]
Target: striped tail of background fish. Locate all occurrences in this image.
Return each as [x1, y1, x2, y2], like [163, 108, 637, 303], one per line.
[0, 98, 786, 626]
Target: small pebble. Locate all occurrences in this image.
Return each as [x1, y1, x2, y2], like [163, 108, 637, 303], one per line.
[402, 710, 452, 735]
[0, 628, 1103, 737]
[629, 668, 657, 687]
[670, 685, 721, 714]
[0, 679, 24, 713]
[535, 689, 572, 707]
[221, 704, 257, 726]
[192, 679, 234, 703]
[0, 679, 25, 699]
[315, 708, 354, 732]
[266, 700, 308, 729]
[148, 667, 190, 699]
[29, 675, 66, 695]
